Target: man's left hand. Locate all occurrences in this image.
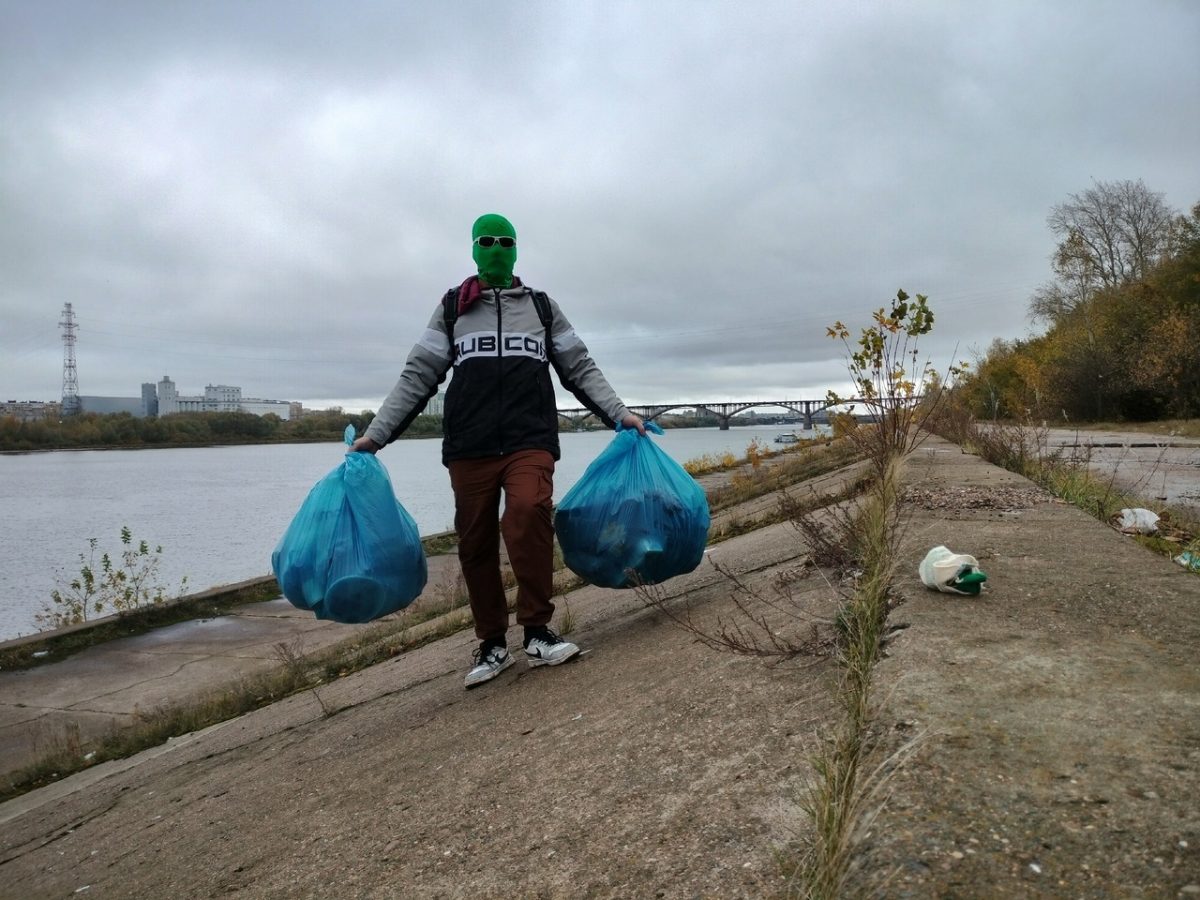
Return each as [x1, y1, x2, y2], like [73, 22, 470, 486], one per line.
[621, 413, 646, 435]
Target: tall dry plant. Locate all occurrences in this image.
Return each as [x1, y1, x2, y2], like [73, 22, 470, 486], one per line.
[825, 290, 964, 475]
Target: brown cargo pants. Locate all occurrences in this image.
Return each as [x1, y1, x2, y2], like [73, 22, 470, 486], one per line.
[447, 449, 556, 642]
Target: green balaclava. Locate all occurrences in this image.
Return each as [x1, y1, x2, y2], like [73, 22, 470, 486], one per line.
[471, 213, 518, 287]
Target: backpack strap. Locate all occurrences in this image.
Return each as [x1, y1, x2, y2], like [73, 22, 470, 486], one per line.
[442, 287, 460, 332]
[530, 290, 552, 329]
[531, 290, 555, 364]
[441, 288, 459, 360]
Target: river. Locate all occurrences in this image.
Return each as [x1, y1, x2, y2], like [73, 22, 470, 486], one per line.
[0, 425, 821, 641]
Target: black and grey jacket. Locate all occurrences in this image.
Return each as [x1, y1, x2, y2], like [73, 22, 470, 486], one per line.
[365, 283, 631, 464]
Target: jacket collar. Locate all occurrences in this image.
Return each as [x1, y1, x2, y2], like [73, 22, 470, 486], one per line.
[456, 275, 524, 315]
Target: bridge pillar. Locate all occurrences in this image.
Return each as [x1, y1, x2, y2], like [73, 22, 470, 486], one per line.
[697, 404, 735, 430]
[803, 402, 815, 431]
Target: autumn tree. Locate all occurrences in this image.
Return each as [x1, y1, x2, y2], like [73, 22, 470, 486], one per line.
[1125, 202, 1200, 417]
[954, 198, 1199, 423]
[1029, 179, 1180, 323]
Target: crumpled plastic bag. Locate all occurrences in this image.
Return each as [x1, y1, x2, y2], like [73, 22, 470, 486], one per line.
[272, 425, 427, 623]
[919, 545, 988, 595]
[1115, 507, 1160, 535]
[554, 423, 710, 589]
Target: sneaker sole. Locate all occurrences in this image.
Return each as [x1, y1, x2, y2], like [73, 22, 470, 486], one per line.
[464, 653, 515, 688]
[525, 645, 581, 668]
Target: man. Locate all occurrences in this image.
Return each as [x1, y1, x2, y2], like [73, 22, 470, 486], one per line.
[352, 213, 644, 687]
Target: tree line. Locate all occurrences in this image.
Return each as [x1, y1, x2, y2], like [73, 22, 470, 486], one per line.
[0, 407, 440, 452]
[952, 179, 1199, 422]
[0, 406, 719, 453]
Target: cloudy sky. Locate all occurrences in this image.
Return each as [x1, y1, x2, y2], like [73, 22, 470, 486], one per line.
[2, 1, 1197, 413]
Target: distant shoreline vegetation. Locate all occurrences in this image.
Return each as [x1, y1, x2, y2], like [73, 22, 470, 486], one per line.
[0, 409, 728, 453]
[0, 409, 390, 453]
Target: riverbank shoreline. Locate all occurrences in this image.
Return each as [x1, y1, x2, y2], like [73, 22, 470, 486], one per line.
[2, 425, 802, 641]
[0, 529, 460, 670]
[0, 441, 860, 791]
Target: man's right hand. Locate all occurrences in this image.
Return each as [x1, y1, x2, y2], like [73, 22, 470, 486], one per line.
[350, 435, 381, 454]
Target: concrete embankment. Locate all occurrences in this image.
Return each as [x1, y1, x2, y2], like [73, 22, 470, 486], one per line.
[0, 438, 1196, 897]
[0, 531, 471, 783]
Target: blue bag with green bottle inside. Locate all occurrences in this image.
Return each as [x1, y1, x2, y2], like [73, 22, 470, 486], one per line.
[554, 423, 709, 589]
[272, 425, 427, 623]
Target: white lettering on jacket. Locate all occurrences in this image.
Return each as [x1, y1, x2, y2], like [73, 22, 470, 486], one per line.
[454, 330, 546, 365]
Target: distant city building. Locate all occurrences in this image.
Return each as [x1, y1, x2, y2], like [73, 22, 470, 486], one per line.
[238, 398, 292, 418]
[0, 400, 61, 422]
[155, 376, 291, 420]
[141, 383, 158, 417]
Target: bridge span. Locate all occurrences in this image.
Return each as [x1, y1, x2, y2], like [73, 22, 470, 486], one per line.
[557, 399, 837, 431]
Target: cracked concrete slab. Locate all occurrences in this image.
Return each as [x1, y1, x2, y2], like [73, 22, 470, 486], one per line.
[861, 438, 1200, 897]
[0, 605, 375, 778]
[0, 649, 212, 709]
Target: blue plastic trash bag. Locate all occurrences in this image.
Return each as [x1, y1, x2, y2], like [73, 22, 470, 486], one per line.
[554, 423, 710, 589]
[272, 425, 427, 623]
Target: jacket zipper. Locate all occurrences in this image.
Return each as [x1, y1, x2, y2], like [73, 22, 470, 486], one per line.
[495, 287, 505, 454]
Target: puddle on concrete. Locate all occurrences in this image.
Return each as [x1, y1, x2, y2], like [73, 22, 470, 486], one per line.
[1042, 430, 1200, 511]
[129, 616, 250, 647]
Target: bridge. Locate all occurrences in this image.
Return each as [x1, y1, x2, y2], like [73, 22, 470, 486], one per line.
[557, 399, 841, 431]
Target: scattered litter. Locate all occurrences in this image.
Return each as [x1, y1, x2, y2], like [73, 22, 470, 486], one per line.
[32, 651, 49, 659]
[1029, 863, 1042, 875]
[919, 546, 988, 595]
[903, 484, 1048, 512]
[1175, 551, 1199, 572]
[1114, 507, 1160, 535]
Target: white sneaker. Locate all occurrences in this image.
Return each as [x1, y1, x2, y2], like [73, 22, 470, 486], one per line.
[523, 627, 580, 668]
[464, 641, 514, 688]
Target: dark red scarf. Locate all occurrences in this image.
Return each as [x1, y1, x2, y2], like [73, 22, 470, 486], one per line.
[456, 275, 523, 316]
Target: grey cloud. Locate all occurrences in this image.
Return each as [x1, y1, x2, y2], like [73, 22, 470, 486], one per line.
[2, 1, 1197, 411]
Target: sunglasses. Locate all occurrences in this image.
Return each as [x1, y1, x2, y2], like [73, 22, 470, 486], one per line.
[474, 236, 515, 248]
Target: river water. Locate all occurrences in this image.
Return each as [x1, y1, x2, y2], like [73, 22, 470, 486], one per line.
[0, 425, 818, 641]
